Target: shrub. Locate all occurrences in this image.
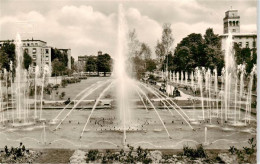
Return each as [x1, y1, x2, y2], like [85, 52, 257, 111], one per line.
[228, 146, 237, 155]
[59, 92, 66, 99]
[182, 144, 207, 159]
[87, 150, 99, 161]
[3, 143, 29, 160]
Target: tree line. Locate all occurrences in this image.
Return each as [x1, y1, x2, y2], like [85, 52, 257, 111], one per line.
[84, 53, 112, 76]
[156, 24, 256, 75]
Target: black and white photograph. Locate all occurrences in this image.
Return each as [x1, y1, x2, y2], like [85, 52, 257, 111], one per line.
[0, 0, 258, 163]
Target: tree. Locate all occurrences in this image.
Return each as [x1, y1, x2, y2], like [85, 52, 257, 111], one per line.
[97, 53, 112, 76]
[145, 59, 157, 72]
[132, 56, 145, 79]
[155, 23, 174, 68]
[0, 42, 16, 71]
[161, 23, 174, 54]
[86, 56, 97, 72]
[139, 43, 151, 60]
[155, 40, 165, 63]
[23, 51, 32, 70]
[172, 46, 195, 72]
[128, 29, 140, 58]
[234, 43, 256, 74]
[52, 58, 66, 76]
[163, 29, 224, 74]
[51, 48, 68, 66]
[204, 28, 220, 46]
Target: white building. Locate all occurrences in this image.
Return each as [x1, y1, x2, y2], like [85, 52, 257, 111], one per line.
[0, 39, 72, 71]
[220, 9, 257, 51]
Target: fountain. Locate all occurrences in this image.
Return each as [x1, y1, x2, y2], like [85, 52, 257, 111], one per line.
[14, 34, 29, 124]
[114, 4, 134, 146]
[0, 5, 256, 152]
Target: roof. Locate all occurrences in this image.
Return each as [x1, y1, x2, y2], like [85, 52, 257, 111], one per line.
[225, 9, 238, 13]
[220, 33, 257, 37]
[0, 39, 47, 43]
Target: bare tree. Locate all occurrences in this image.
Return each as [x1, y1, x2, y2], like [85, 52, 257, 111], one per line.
[128, 29, 140, 58]
[155, 40, 165, 63]
[161, 23, 174, 55]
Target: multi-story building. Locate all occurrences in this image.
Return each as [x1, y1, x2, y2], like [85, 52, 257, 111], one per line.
[0, 39, 52, 71]
[0, 39, 72, 71]
[78, 55, 88, 65]
[220, 9, 257, 51]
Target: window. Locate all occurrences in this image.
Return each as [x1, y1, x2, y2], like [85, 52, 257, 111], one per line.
[35, 43, 38, 46]
[253, 41, 256, 48]
[24, 48, 28, 53]
[239, 42, 242, 47]
[33, 48, 37, 54]
[23, 43, 26, 46]
[46, 62, 49, 65]
[33, 55, 36, 59]
[33, 62, 36, 66]
[246, 42, 249, 48]
[31, 43, 34, 46]
[232, 29, 236, 32]
[27, 43, 30, 46]
[45, 49, 49, 54]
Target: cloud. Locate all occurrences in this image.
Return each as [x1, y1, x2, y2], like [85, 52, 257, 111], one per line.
[0, 1, 257, 60]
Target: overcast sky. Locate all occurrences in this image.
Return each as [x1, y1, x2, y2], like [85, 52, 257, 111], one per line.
[0, 0, 257, 59]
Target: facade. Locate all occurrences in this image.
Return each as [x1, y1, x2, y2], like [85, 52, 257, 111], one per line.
[0, 39, 52, 70]
[223, 9, 240, 34]
[78, 55, 88, 65]
[0, 39, 72, 71]
[220, 9, 257, 51]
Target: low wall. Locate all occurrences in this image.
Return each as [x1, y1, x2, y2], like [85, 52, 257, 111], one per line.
[48, 76, 62, 85]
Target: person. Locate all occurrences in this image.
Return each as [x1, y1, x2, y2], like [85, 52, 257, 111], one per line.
[64, 98, 71, 105]
[173, 87, 180, 97]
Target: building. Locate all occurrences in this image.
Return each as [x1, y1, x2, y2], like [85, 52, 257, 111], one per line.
[0, 39, 72, 71]
[98, 51, 102, 56]
[223, 9, 240, 34]
[220, 9, 257, 51]
[78, 55, 88, 65]
[59, 48, 71, 69]
[78, 51, 102, 64]
[0, 39, 52, 71]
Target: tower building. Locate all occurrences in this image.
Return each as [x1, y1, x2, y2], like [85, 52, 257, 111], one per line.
[223, 9, 240, 34]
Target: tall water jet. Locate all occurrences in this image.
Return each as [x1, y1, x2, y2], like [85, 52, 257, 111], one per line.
[177, 72, 179, 84]
[114, 4, 134, 146]
[224, 32, 236, 122]
[34, 65, 40, 119]
[197, 68, 204, 120]
[214, 68, 219, 117]
[15, 34, 28, 122]
[245, 65, 256, 124]
[238, 64, 245, 120]
[40, 64, 50, 120]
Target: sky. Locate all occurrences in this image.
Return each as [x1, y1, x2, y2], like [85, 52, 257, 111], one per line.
[0, 0, 257, 60]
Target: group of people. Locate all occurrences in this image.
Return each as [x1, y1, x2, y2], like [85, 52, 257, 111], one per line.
[159, 83, 181, 98]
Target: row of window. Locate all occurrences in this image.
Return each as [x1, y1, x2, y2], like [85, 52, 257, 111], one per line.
[24, 48, 49, 54]
[33, 62, 49, 66]
[236, 41, 256, 48]
[23, 42, 39, 47]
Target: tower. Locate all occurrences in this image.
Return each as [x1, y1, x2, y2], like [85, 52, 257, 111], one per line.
[223, 9, 240, 34]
